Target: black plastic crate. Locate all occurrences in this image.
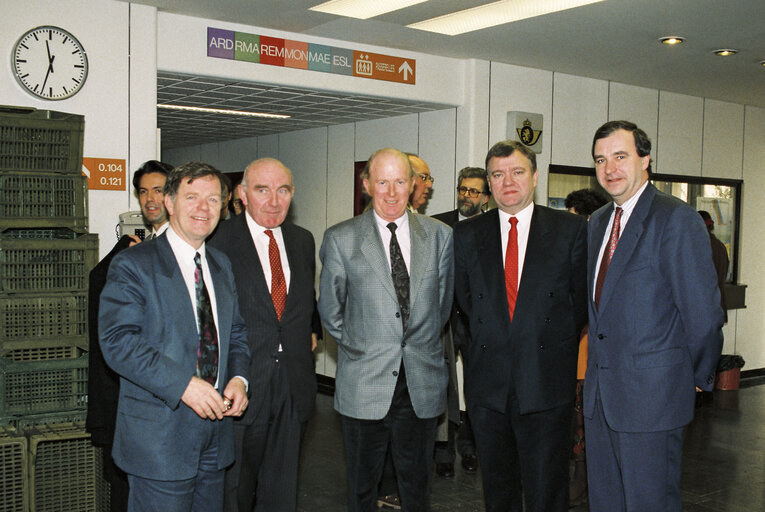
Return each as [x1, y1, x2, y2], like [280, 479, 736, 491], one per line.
[0, 426, 28, 512]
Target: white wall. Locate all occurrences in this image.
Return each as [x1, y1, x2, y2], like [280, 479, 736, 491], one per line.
[1, 0, 158, 258]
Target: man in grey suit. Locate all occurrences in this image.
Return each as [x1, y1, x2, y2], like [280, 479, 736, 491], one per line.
[318, 148, 453, 512]
[99, 162, 250, 512]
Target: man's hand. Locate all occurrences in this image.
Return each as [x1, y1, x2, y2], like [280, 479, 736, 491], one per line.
[311, 333, 318, 352]
[222, 377, 248, 417]
[127, 235, 141, 247]
[181, 376, 227, 420]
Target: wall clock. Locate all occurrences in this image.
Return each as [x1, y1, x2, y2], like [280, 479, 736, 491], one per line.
[12, 26, 88, 100]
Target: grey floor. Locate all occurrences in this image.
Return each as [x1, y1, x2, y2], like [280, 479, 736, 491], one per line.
[296, 377, 765, 511]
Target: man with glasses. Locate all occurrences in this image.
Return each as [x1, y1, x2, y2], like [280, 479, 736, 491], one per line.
[430, 167, 489, 479]
[407, 153, 434, 213]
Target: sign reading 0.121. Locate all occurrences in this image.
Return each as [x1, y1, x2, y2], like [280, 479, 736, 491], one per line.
[82, 158, 127, 191]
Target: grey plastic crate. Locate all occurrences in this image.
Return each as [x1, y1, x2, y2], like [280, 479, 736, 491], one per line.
[0, 172, 88, 233]
[0, 106, 84, 175]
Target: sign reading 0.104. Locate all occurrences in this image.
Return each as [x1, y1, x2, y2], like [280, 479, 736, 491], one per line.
[82, 157, 127, 191]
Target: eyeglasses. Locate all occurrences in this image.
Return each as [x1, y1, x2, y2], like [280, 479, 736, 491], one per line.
[418, 173, 435, 183]
[457, 186, 484, 198]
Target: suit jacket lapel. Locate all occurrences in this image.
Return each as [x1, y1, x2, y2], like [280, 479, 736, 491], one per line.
[359, 210, 399, 304]
[408, 212, 427, 310]
[207, 249, 231, 356]
[596, 184, 654, 312]
[155, 236, 198, 350]
[514, 206, 551, 320]
[233, 215, 278, 320]
[476, 209, 510, 322]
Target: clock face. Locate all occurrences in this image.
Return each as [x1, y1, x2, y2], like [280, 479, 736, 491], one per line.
[12, 26, 88, 100]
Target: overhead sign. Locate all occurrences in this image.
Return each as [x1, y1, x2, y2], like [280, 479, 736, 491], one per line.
[82, 158, 127, 191]
[207, 27, 416, 85]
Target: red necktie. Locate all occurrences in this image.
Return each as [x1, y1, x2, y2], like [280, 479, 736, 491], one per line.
[265, 230, 287, 321]
[504, 217, 519, 321]
[594, 207, 623, 309]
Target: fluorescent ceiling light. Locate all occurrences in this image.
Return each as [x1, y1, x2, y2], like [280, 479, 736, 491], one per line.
[408, 0, 608, 36]
[310, 0, 428, 19]
[157, 104, 290, 119]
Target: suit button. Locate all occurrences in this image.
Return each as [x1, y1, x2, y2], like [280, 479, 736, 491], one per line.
[707, 376, 714, 384]
[393, 370, 398, 377]
[544, 317, 551, 324]
[598, 334, 604, 340]
[480, 344, 487, 350]
[395, 312, 401, 318]
[401, 341, 406, 347]
[539, 344, 545, 350]
[478, 293, 483, 299]
[548, 291, 554, 297]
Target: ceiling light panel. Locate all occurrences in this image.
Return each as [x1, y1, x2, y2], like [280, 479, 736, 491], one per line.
[408, 0, 608, 36]
[310, 0, 429, 19]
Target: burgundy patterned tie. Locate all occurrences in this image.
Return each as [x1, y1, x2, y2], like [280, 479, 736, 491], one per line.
[265, 230, 287, 321]
[194, 252, 218, 385]
[504, 217, 519, 321]
[594, 207, 623, 309]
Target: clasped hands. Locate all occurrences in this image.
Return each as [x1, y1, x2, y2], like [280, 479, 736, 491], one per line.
[181, 376, 248, 420]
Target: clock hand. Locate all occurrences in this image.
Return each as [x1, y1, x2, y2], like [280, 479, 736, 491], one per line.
[41, 64, 52, 92]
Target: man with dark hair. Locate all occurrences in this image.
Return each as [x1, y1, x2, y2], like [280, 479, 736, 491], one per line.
[564, 188, 609, 218]
[430, 166, 489, 478]
[699, 210, 729, 321]
[210, 158, 321, 512]
[87, 159, 173, 512]
[454, 140, 588, 511]
[99, 161, 250, 512]
[132, 160, 173, 238]
[585, 121, 723, 511]
[319, 148, 453, 512]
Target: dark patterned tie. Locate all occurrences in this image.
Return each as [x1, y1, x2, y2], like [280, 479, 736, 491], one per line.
[387, 222, 410, 331]
[194, 252, 219, 385]
[504, 217, 519, 321]
[265, 230, 287, 321]
[594, 207, 623, 309]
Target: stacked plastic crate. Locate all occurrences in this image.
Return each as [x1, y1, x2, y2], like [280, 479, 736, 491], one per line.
[0, 106, 108, 511]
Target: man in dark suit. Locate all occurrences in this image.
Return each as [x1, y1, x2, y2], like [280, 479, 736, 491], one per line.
[454, 141, 587, 512]
[99, 162, 250, 512]
[431, 166, 489, 478]
[86, 160, 172, 512]
[585, 121, 723, 512]
[319, 148, 453, 512]
[209, 158, 321, 512]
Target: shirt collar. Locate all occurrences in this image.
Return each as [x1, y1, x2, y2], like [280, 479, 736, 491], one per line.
[373, 210, 409, 232]
[498, 201, 534, 226]
[245, 211, 282, 237]
[166, 225, 205, 260]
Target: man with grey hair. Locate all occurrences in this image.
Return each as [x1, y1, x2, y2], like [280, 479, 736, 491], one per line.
[319, 148, 453, 511]
[210, 157, 321, 512]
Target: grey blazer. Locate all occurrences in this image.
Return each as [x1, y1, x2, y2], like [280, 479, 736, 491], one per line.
[318, 209, 454, 420]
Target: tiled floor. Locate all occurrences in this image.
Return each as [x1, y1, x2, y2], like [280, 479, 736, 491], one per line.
[297, 379, 765, 511]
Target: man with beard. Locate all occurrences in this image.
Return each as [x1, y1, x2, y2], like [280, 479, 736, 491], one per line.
[430, 167, 489, 478]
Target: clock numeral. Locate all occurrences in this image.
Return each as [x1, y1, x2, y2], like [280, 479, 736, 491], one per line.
[32, 33, 38, 41]
[72, 49, 81, 55]
[20, 42, 29, 50]
[48, 87, 53, 97]
[63, 36, 69, 44]
[63, 86, 69, 94]
[16, 59, 27, 63]
[20, 73, 29, 79]
[72, 77, 80, 84]
[33, 84, 39, 92]
[48, 30, 52, 40]
[74, 64, 84, 68]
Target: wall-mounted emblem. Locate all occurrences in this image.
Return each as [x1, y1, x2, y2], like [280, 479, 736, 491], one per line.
[507, 112, 543, 153]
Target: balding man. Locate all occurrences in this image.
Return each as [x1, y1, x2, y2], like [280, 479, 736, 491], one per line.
[209, 158, 321, 512]
[407, 153, 434, 212]
[319, 148, 453, 512]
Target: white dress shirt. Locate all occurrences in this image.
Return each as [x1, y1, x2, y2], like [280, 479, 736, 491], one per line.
[593, 180, 650, 297]
[373, 211, 411, 273]
[498, 202, 534, 288]
[245, 212, 291, 292]
[165, 226, 221, 388]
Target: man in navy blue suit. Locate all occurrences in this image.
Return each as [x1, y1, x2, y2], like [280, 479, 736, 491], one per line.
[584, 121, 724, 511]
[100, 162, 250, 512]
